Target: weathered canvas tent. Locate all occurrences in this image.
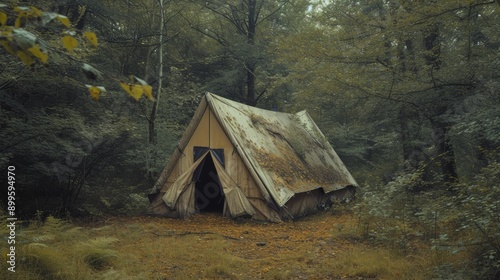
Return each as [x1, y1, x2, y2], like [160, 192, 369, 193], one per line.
[147, 93, 357, 222]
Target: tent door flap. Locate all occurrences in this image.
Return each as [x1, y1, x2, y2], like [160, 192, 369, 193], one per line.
[194, 149, 225, 212]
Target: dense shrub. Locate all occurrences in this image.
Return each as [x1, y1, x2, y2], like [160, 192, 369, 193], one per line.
[354, 151, 500, 279]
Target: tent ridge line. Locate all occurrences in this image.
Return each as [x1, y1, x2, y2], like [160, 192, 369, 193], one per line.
[177, 145, 186, 156]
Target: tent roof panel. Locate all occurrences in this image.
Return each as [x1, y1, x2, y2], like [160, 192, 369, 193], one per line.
[206, 93, 357, 206]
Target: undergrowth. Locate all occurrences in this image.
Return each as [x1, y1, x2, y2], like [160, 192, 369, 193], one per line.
[353, 151, 500, 279]
[1, 215, 119, 279]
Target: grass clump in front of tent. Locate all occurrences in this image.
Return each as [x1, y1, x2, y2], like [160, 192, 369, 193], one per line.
[201, 240, 245, 279]
[18, 243, 68, 280]
[0, 215, 120, 280]
[77, 237, 119, 270]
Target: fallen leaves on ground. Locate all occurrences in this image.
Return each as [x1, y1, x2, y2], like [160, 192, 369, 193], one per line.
[71, 212, 430, 279]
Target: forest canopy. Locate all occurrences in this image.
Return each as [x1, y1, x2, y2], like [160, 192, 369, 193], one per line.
[1, 0, 499, 278]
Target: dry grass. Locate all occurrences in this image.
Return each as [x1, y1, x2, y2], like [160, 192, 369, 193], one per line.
[77, 237, 119, 271]
[1, 212, 468, 279]
[322, 246, 428, 279]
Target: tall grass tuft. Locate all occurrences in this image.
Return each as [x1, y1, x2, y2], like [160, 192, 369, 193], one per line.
[325, 246, 429, 279]
[203, 264, 238, 279]
[20, 243, 68, 280]
[77, 237, 119, 270]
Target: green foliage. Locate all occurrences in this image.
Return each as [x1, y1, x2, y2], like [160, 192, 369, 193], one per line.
[187, 0, 306, 105]
[78, 183, 149, 217]
[276, 0, 500, 184]
[355, 150, 500, 278]
[0, 68, 137, 214]
[452, 157, 500, 277]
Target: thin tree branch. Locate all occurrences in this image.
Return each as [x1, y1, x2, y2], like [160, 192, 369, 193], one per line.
[0, 135, 39, 153]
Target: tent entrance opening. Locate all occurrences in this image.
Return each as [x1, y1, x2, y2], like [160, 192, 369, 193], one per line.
[195, 155, 224, 213]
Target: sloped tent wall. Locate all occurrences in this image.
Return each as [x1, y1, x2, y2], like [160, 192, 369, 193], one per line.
[279, 186, 355, 219]
[148, 104, 282, 222]
[280, 189, 332, 219]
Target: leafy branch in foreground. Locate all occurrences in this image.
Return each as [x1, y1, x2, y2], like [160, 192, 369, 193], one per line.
[0, 3, 154, 102]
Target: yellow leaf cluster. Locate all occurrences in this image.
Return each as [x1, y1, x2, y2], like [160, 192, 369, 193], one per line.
[86, 85, 106, 101]
[61, 32, 97, 51]
[0, 27, 49, 65]
[27, 44, 48, 64]
[14, 13, 25, 27]
[143, 85, 154, 100]
[120, 82, 143, 101]
[62, 35, 78, 51]
[56, 15, 71, 28]
[0, 5, 155, 103]
[0, 40, 15, 56]
[84, 32, 98, 47]
[17, 50, 33, 66]
[28, 6, 43, 18]
[0, 5, 101, 68]
[12, 6, 44, 27]
[120, 82, 155, 101]
[0, 11, 7, 26]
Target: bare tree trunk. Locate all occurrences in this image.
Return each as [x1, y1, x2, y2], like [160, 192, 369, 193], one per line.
[423, 21, 458, 185]
[399, 106, 414, 169]
[149, 0, 165, 145]
[245, 0, 257, 106]
[431, 118, 458, 185]
[424, 24, 441, 70]
[246, 63, 256, 106]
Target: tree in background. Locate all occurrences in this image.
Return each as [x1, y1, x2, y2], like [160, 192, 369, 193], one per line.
[274, 1, 499, 277]
[278, 0, 500, 185]
[187, 0, 308, 106]
[0, 0, 164, 215]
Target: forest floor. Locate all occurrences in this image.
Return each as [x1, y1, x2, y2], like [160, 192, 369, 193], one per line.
[3, 210, 455, 279]
[81, 211, 437, 279]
